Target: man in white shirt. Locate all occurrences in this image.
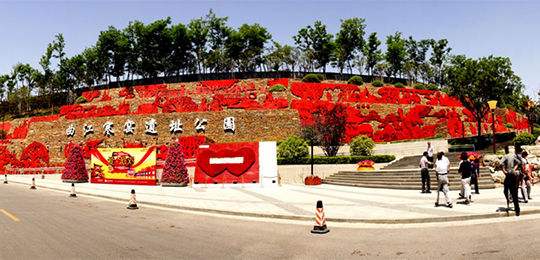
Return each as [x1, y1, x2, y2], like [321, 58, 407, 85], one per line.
[435, 152, 452, 207]
[419, 151, 431, 193]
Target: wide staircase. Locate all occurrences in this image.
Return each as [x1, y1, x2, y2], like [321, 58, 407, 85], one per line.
[323, 154, 496, 190]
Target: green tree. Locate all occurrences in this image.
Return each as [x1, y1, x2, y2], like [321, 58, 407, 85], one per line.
[81, 46, 107, 87]
[294, 21, 334, 72]
[97, 26, 130, 82]
[430, 39, 451, 86]
[362, 32, 382, 76]
[404, 37, 431, 83]
[385, 32, 407, 78]
[188, 17, 209, 73]
[166, 22, 193, 76]
[446, 55, 523, 138]
[226, 23, 271, 72]
[205, 10, 232, 72]
[333, 18, 365, 74]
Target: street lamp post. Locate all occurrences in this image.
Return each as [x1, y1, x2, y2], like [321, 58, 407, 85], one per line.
[488, 100, 498, 154]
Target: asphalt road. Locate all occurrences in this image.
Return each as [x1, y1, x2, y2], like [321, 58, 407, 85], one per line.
[1, 183, 540, 260]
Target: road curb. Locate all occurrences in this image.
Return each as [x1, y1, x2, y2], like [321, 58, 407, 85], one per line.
[7, 180, 537, 224]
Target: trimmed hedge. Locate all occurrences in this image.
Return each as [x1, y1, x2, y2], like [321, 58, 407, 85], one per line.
[268, 84, 286, 92]
[278, 155, 395, 165]
[513, 132, 535, 147]
[75, 96, 87, 104]
[372, 79, 384, 87]
[302, 73, 324, 83]
[347, 76, 364, 86]
[393, 82, 404, 88]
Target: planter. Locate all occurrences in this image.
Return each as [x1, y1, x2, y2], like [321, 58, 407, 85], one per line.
[304, 176, 322, 186]
[357, 166, 375, 171]
[161, 182, 188, 187]
[62, 179, 88, 183]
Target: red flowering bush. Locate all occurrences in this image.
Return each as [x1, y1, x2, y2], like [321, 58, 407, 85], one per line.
[62, 145, 88, 183]
[161, 143, 189, 186]
[18, 141, 49, 168]
[0, 146, 18, 171]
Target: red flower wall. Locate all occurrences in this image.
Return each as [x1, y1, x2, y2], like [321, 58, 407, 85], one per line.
[0, 78, 530, 172]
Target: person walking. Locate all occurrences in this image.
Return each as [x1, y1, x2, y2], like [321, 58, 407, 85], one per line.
[458, 152, 473, 205]
[470, 155, 480, 194]
[435, 152, 452, 207]
[518, 151, 530, 203]
[419, 151, 432, 193]
[500, 146, 522, 216]
[522, 151, 533, 200]
[427, 142, 434, 164]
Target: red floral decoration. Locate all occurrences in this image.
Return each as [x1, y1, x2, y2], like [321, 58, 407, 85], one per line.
[9, 121, 30, 139]
[119, 87, 135, 99]
[0, 146, 18, 172]
[304, 176, 322, 186]
[135, 84, 168, 98]
[18, 141, 49, 168]
[61, 145, 88, 183]
[161, 143, 189, 185]
[81, 90, 101, 102]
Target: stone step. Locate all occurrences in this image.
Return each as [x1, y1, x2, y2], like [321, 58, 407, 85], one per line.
[326, 176, 493, 183]
[331, 173, 491, 179]
[340, 168, 492, 175]
[322, 180, 496, 190]
[323, 177, 494, 185]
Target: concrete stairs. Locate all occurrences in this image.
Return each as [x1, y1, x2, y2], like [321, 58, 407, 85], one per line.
[383, 152, 463, 169]
[323, 167, 495, 190]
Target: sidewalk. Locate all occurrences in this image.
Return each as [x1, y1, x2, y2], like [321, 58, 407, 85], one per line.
[6, 174, 540, 223]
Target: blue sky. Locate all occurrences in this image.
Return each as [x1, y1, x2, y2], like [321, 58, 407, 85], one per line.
[0, 0, 538, 96]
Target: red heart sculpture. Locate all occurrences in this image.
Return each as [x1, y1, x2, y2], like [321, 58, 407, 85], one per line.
[197, 147, 256, 177]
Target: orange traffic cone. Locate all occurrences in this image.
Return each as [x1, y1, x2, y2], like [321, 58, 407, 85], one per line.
[127, 189, 139, 210]
[3, 174, 7, 184]
[70, 183, 77, 198]
[30, 177, 36, 190]
[311, 200, 329, 234]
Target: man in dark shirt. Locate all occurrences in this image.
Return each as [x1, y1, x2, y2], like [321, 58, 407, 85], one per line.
[500, 146, 522, 216]
[458, 152, 473, 204]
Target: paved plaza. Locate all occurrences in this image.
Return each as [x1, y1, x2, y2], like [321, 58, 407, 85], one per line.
[7, 174, 540, 223]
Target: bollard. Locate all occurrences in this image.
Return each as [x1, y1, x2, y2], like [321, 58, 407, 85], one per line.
[311, 200, 329, 234]
[127, 189, 139, 210]
[3, 174, 7, 184]
[70, 183, 77, 198]
[30, 177, 37, 190]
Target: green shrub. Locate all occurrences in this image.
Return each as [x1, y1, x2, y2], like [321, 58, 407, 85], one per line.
[372, 79, 384, 87]
[302, 73, 323, 83]
[75, 96, 87, 104]
[269, 84, 286, 92]
[426, 83, 439, 91]
[277, 155, 395, 165]
[505, 123, 514, 129]
[414, 83, 426, 90]
[347, 76, 364, 86]
[532, 127, 540, 139]
[277, 136, 309, 160]
[393, 82, 404, 88]
[349, 135, 375, 156]
[513, 132, 535, 147]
